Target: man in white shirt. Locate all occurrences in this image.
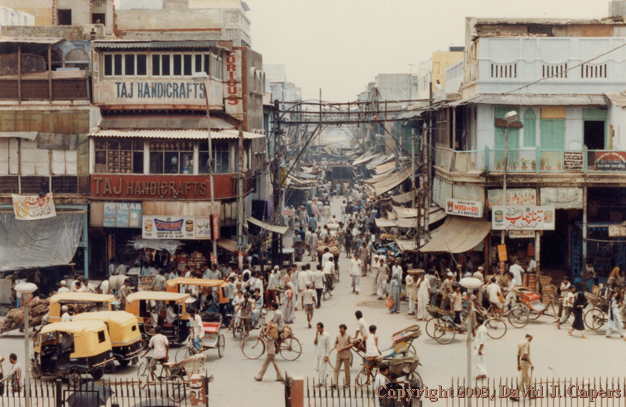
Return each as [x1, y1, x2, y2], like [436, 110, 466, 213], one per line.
[353, 310, 368, 345]
[391, 260, 403, 281]
[374, 363, 390, 407]
[473, 317, 488, 379]
[108, 260, 116, 278]
[487, 277, 503, 317]
[57, 281, 69, 294]
[189, 309, 205, 350]
[350, 254, 362, 294]
[321, 248, 334, 268]
[165, 303, 178, 324]
[556, 285, 576, 329]
[61, 306, 71, 322]
[141, 326, 169, 381]
[313, 322, 332, 387]
[100, 278, 111, 295]
[116, 263, 128, 276]
[509, 260, 524, 286]
[312, 265, 325, 307]
[473, 266, 485, 302]
[526, 256, 537, 274]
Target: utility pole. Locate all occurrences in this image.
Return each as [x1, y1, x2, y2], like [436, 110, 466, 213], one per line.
[237, 127, 245, 253]
[272, 99, 282, 267]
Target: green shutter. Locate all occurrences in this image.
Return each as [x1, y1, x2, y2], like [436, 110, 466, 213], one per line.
[540, 119, 565, 150]
[494, 107, 520, 164]
[523, 109, 536, 147]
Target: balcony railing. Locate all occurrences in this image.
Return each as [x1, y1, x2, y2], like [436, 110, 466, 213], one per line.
[435, 146, 626, 174]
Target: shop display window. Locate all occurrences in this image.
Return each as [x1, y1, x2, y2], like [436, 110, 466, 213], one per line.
[199, 140, 230, 174]
[95, 139, 144, 174]
[149, 141, 194, 174]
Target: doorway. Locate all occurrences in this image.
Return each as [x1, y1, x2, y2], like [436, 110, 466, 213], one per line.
[584, 121, 605, 150]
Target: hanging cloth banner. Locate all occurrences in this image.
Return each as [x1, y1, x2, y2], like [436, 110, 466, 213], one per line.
[12, 193, 57, 221]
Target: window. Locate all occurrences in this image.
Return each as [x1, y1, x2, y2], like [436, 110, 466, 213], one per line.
[162, 54, 171, 76]
[98, 330, 106, 343]
[103, 52, 222, 78]
[137, 54, 147, 76]
[95, 139, 144, 174]
[184, 54, 192, 76]
[149, 141, 194, 174]
[104, 54, 113, 76]
[152, 54, 160, 76]
[523, 109, 536, 147]
[199, 141, 230, 174]
[92, 13, 105, 24]
[58, 9, 72, 25]
[125, 54, 135, 76]
[173, 54, 182, 76]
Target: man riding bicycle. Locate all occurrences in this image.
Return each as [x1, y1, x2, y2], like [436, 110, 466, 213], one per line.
[141, 326, 169, 381]
[323, 257, 335, 292]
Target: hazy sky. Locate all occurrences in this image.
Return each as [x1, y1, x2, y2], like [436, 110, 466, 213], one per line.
[245, 0, 608, 102]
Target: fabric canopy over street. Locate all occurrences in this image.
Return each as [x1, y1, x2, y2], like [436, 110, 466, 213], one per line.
[375, 217, 417, 229]
[395, 239, 419, 252]
[372, 167, 412, 196]
[247, 217, 289, 235]
[132, 239, 182, 255]
[352, 151, 380, 166]
[376, 161, 398, 175]
[366, 154, 393, 170]
[392, 190, 415, 204]
[419, 216, 491, 253]
[393, 206, 418, 218]
[428, 207, 447, 225]
[0, 212, 84, 272]
[217, 238, 250, 253]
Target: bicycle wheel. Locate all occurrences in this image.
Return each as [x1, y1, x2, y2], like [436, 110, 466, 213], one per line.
[484, 317, 507, 339]
[175, 346, 195, 363]
[528, 310, 541, 320]
[280, 337, 303, 361]
[355, 365, 375, 386]
[433, 320, 455, 344]
[241, 336, 266, 360]
[136, 360, 150, 381]
[508, 306, 529, 328]
[217, 334, 225, 358]
[408, 371, 423, 389]
[327, 348, 337, 369]
[425, 318, 438, 339]
[166, 374, 186, 403]
[584, 307, 605, 333]
[406, 343, 417, 356]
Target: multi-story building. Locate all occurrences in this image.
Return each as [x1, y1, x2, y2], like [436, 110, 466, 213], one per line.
[1, 0, 114, 30]
[428, 4, 626, 285]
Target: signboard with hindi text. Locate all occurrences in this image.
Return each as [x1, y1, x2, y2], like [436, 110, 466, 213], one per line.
[12, 193, 56, 221]
[142, 215, 213, 240]
[444, 198, 483, 218]
[492, 206, 555, 230]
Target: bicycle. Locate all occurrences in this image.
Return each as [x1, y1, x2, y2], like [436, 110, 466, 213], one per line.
[425, 307, 507, 344]
[241, 326, 303, 361]
[323, 276, 334, 300]
[137, 355, 206, 402]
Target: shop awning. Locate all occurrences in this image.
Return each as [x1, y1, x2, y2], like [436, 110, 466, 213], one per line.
[88, 129, 265, 140]
[366, 154, 393, 170]
[376, 160, 398, 175]
[428, 208, 447, 225]
[372, 167, 412, 196]
[247, 217, 289, 235]
[395, 239, 419, 252]
[352, 151, 380, 166]
[375, 217, 417, 229]
[393, 206, 418, 218]
[100, 115, 235, 130]
[132, 239, 182, 255]
[392, 190, 415, 204]
[217, 238, 251, 253]
[420, 216, 491, 253]
[0, 132, 38, 140]
[0, 212, 84, 272]
[375, 218, 397, 228]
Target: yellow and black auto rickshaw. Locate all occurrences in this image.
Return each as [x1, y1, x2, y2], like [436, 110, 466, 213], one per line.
[73, 311, 143, 371]
[125, 292, 191, 345]
[32, 320, 115, 386]
[49, 292, 116, 323]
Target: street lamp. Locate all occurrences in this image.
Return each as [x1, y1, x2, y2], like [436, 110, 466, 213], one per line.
[501, 110, 519, 245]
[15, 282, 38, 407]
[192, 72, 218, 262]
[459, 277, 483, 407]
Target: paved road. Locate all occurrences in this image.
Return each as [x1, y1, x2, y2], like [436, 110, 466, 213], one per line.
[0, 196, 622, 406]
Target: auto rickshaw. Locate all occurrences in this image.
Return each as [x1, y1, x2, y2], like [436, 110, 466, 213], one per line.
[73, 311, 143, 371]
[49, 292, 116, 323]
[125, 292, 190, 345]
[166, 278, 230, 313]
[32, 320, 115, 386]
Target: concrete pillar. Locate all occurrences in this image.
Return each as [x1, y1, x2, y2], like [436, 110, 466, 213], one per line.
[189, 374, 209, 406]
[290, 375, 304, 407]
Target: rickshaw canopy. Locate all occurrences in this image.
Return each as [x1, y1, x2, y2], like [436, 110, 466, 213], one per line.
[72, 311, 141, 347]
[125, 292, 190, 304]
[36, 320, 113, 359]
[166, 278, 229, 303]
[50, 292, 116, 304]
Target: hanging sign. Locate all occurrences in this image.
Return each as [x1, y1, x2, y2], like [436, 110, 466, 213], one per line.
[12, 193, 56, 221]
[492, 206, 555, 230]
[143, 215, 212, 239]
[497, 245, 508, 262]
[445, 198, 483, 218]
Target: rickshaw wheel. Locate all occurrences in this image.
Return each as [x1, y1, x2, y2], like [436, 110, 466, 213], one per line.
[92, 367, 104, 381]
[118, 359, 131, 367]
[217, 334, 225, 358]
[508, 306, 529, 328]
[433, 320, 455, 344]
[528, 310, 541, 320]
[167, 375, 186, 403]
[584, 307, 605, 333]
[424, 318, 437, 339]
[136, 360, 150, 382]
[104, 362, 116, 374]
[30, 364, 42, 380]
[408, 372, 423, 389]
[484, 317, 507, 339]
[68, 372, 82, 388]
[279, 337, 302, 361]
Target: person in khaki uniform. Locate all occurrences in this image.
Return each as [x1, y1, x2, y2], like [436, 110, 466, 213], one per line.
[254, 321, 285, 382]
[511, 334, 533, 400]
[332, 324, 353, 388]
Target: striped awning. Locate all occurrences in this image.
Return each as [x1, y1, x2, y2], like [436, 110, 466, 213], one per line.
[89, 129, 265, 140]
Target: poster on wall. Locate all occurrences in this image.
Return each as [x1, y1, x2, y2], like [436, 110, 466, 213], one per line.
[104, 202, 142, 228]
[12, 193, 56, 221]
[492, 206, 555, 230]
[595, 151, 626, 171]
[444, 198, 483, 218]
[487, 189, 536, 207]
[142, 215, 213, 240]
[540, 188, 583, 209]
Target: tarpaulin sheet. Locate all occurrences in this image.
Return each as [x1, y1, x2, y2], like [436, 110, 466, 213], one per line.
[352, 151, 380, 166]
[247, 217, 289, 235]
[132, 239, 182, 255]
[373, 167, 412, 196]
[392, 191, 415, 204]
[419, 216, 491, 253]
[0, 212, 84, 272]
[393, 206, 418, 218]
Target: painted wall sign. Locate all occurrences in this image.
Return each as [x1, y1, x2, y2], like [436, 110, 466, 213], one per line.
[142, 215, 212, 240]
[90, 174, 236, 200]
[444, 198, 483, 218]
[224, 50, 243, 120]
[595, 151, 626, 171]
[540, 188, 583, 209]
[563, 152, 583, 171]
[487, 189, 536, 208]
[103, 202, 142, 228]
[492, 206, 555, 230]
[12, 193, 56, 220]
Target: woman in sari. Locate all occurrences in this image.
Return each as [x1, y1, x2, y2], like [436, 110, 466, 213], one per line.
[568, 291, 588, 339]
[282, 282, 295, 323]
[388, 274, 401, 314]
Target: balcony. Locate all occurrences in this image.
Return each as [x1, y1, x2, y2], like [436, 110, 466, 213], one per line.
[435, 146, 626, 180]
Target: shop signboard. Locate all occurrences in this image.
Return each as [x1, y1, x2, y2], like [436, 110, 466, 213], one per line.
[224, 50, 243, 121]
[509, 230, 535, 239]
[608, 225, 626, 237]
[444, 198, 483, 218]
[142, 215, 212, 240]
[487, 189, 536, 208]
[12, 193, 56, 221]
[595, 151, 626, 171]
[540, 188, 583, 209]
[563, 152, 583, 171]
[103, 202, 142, 228]
[497, 245, 508, 262]
[492, 206, 555, 230]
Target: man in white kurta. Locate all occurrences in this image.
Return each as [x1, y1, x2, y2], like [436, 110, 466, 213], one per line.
[416, 272, 431, 320]
[473, 318, 488, 378]
[313, 322, 332, 386]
